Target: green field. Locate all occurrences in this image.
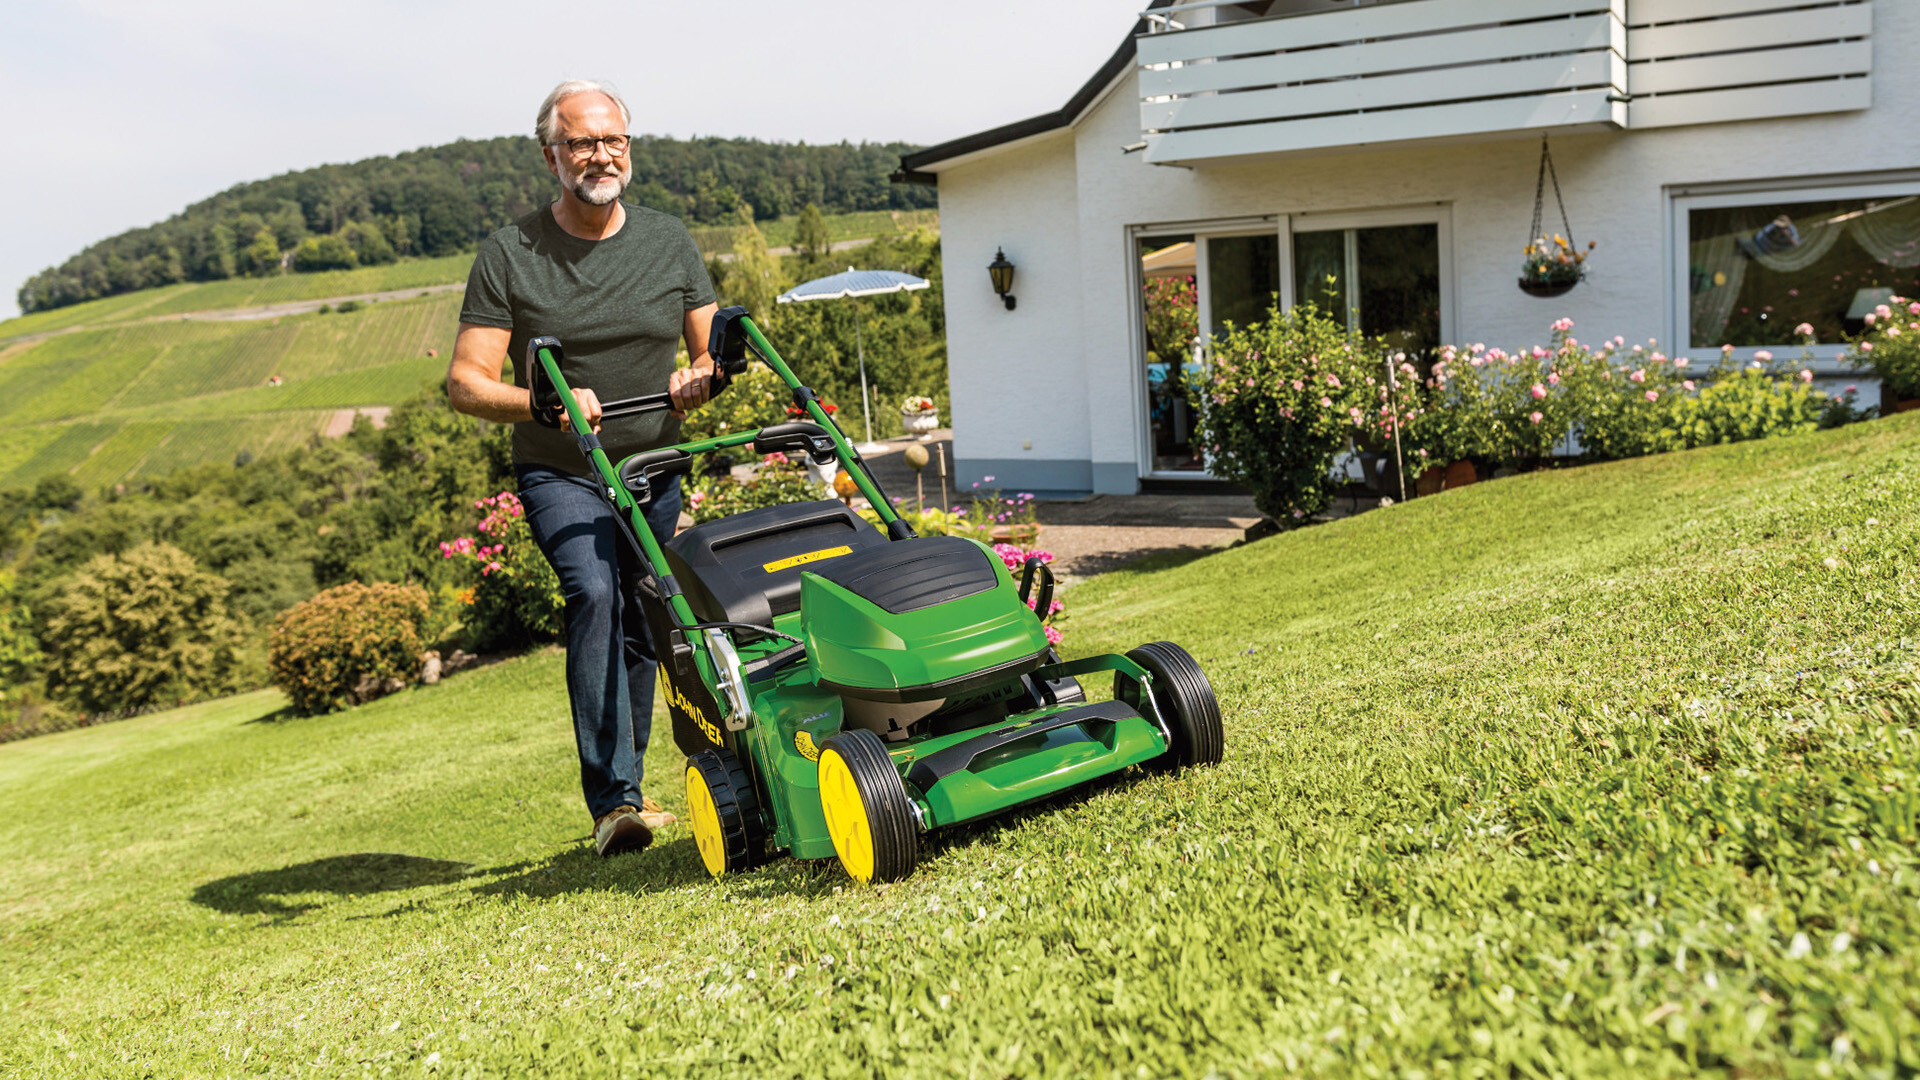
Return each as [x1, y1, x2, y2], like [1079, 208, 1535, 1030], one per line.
[0, 293, 460, 488]
[0, 255, 474, 341]
[2, 416, 1914, 1076]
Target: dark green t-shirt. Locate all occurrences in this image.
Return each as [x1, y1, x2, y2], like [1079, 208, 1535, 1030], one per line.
[461, 203, 716, 475]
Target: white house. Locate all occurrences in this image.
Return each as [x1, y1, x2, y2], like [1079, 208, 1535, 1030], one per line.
[896, 0, 1918, 495]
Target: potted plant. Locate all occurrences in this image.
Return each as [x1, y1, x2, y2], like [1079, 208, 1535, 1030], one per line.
[900, 394, 939, 435]
[1519, 234, 1595, 298]
[1842, 296, 1920, 413]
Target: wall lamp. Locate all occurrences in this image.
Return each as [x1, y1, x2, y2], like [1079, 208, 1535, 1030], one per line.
[987, 247, 1016, 311]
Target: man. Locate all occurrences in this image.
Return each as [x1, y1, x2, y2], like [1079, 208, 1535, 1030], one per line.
[447, 79, 719, 857]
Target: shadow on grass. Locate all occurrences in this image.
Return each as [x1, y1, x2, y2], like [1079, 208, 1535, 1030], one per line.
[191, 853, 475, 918]
[469, 836, 717, 900]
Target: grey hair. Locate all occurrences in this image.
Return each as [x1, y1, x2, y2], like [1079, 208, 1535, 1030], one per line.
[535, 80, 631, 145]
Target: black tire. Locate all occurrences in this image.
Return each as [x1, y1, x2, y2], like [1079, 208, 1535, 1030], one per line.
[817, 729, 919, 884]
[1122, 641, 1225, 769]
[685, 749, 769, 877]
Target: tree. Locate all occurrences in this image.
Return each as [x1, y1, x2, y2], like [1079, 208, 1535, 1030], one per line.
[341, 220, 396, 265]
[723, 204, 783, 321]
[795, 203, 831, 260]
[293, 234, 358, 272]
[37, 543, 248, 713]
[237, 227, 281, 276]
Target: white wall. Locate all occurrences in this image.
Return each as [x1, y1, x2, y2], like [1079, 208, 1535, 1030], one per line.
[936, 132, 1089, 492]
[935, 0, 1920, 493]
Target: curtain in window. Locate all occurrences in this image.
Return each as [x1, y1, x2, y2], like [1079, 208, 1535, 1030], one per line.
[1849, 197, 1920, 269]
[1690, 233, 1746, 346]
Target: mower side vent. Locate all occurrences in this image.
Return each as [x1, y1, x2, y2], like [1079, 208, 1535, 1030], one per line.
[811, 537, 998, 615]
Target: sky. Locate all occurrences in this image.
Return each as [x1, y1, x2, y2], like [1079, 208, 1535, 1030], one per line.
[0, 0, 1146, 319]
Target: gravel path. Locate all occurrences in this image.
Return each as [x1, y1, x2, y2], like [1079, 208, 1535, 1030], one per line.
[856, 431, 1260, 582]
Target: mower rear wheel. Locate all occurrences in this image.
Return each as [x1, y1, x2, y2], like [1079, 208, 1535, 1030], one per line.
[685, 749, 768, 877]
[817, 729, 919, 884]
[1124, 641, 1225, 769]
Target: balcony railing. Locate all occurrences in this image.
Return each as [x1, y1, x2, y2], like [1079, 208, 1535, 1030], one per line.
[1136, 0, 1872, 165]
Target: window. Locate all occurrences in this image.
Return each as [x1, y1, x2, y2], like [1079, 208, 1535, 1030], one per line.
[1674, 178, 1920, 357]
[1292, 223, 1441, 359]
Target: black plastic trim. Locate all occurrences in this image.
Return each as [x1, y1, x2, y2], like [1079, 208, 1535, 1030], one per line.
[904, 699, 1140, 793]
[820, 647, 1049, 705]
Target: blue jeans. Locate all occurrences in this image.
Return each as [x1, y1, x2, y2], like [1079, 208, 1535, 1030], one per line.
[515, 464, 683, 821]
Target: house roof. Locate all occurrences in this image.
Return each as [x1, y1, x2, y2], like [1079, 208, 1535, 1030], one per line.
[892, 0, 1174, 185]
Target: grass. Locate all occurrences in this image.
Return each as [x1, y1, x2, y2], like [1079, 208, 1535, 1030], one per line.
[1, 416, 1915, 1076]
[0, 293, 462, 488]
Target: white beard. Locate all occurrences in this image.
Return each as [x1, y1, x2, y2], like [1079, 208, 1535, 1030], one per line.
[571, 167, 628, 207]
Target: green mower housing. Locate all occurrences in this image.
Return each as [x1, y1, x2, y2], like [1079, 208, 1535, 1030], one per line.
[529, 308, 1223, 883]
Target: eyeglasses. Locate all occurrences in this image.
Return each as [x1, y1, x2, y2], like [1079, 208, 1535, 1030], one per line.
[553, 134, 631, 158]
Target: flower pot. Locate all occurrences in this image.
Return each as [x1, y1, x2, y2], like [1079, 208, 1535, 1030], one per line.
[1415, 467, 1444, 497]
[903, 409, 939, 435]
[990, 523, 1041, 548]
[1518, 277, 1578, 298]
[1442, 460, 1478, 489]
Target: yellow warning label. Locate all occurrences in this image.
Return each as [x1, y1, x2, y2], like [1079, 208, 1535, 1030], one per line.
[763, 546, 852, 573]
[794, 729, 821, 761]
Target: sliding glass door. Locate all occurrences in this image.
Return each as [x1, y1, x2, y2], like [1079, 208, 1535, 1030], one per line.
[1136, 228, 1284, 473]
[1132, 210, 1449, 480]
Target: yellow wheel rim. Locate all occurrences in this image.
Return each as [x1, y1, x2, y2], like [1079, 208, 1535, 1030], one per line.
[686, 763, 727, 878]
[817, 748, 874, 883]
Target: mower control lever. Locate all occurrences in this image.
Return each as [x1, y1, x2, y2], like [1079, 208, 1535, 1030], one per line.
[617, 447, 694, 502]
[751, 422, 839, 467]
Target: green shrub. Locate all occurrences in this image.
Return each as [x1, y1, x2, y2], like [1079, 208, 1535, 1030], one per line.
[1186, 302, 1394, 522]
[38, 543, 249, 713]
[1843, 294, 1920, 404]
[1664, 360, 1825, 447]
[437, 492, 560, 652]
[0, 570, 40, 704]
[268, 582, 429, 715]
[689, 456, 825, 524]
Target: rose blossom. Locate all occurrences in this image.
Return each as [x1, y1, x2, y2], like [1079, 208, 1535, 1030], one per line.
[1529, 411, 1543, 424]
[1754, 350, 1773, 362]
[1683, 380, 1696, 391]
[1799, 369, 1814, 383]
[1645, 390, 1658, 402]
[1531, 383, 1547, 399]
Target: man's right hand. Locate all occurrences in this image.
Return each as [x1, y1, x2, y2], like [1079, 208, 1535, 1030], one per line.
[563, 387, 602, 433]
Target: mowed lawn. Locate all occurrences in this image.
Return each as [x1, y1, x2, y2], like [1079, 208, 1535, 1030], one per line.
[1, 417, 1916, 1077]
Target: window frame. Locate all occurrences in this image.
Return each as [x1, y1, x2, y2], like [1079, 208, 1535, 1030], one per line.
[1666, 172, 1920, 371]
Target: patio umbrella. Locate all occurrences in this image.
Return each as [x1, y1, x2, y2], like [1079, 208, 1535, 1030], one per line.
[776, 268, 929, 454]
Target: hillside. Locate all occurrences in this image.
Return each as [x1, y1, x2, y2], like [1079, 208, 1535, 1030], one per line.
[1, 416, 1913, 1076]
[0, 291, 459, 490]
[0, 206, 940, 491]
[18, 134, 934, 315]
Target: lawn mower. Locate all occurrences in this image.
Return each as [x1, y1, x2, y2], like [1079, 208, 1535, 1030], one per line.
[526, 308, 1223, 883]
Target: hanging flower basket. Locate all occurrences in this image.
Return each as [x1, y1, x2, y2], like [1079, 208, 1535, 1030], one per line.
[1516, 135, 1595, 298]
[1518, 276, 1579, 299]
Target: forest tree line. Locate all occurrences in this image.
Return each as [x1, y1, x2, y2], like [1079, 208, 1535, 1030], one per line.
[19, 135, 934, 314]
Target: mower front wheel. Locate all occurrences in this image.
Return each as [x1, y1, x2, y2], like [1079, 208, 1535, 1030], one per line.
[817, 729, 919, 884]
[1124, 641, 1224, 769]
[685, 749, 768, 878]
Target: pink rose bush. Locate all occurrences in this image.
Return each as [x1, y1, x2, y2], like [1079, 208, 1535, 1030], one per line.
[1188, 300, 1411, 524]
[1845, 293, 1920, 405]
[438, 491, 562, 649]
[991, 543, 1065, 646]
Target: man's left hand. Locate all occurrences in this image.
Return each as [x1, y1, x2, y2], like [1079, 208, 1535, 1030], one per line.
[668, 367, 715, 419]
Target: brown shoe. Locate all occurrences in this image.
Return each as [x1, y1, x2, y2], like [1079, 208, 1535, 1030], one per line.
[593, 804, 653, 857]
[638, 795, 677, 830]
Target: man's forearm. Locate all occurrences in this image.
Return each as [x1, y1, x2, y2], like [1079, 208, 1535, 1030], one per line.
[448, 373, 534, 424]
